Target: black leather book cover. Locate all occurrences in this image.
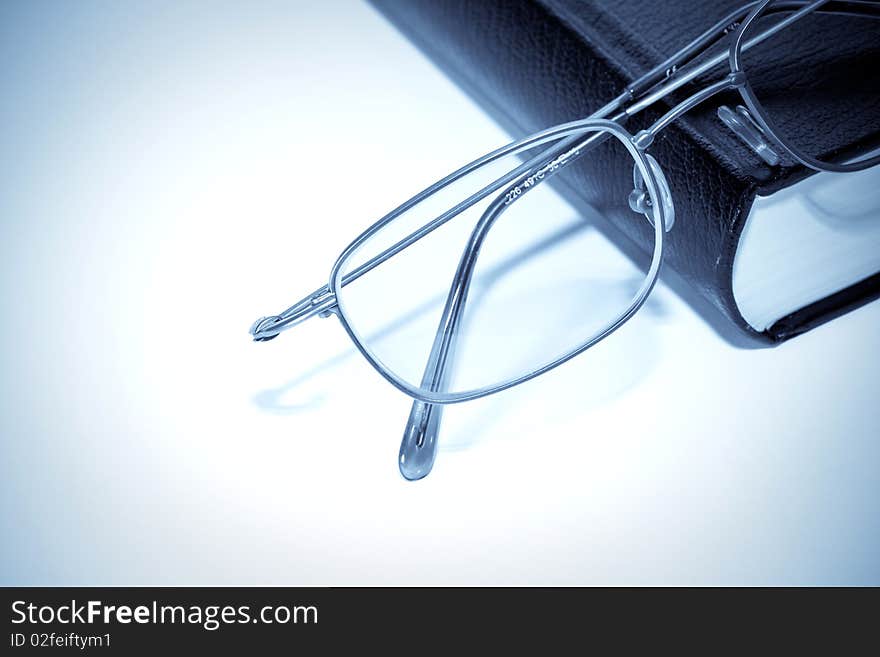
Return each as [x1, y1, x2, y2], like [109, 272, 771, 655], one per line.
[370, 0, 880, 343]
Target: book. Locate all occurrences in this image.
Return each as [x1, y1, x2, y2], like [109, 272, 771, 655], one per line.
[369, 0, 880, 342]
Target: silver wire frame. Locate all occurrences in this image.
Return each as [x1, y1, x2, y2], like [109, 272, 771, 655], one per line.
[251, 0, 880, 476]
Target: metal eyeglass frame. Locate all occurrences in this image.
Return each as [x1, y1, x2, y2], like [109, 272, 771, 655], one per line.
[250, 0, 880, 479]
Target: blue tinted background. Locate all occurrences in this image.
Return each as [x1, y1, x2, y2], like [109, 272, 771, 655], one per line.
[1, 0, 878, 585]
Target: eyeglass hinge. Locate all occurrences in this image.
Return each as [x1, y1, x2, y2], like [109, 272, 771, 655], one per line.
[727, 71, 747, 88]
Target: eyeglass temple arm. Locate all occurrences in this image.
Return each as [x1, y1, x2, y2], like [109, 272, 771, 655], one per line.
[399, 130, 614, 480]
[627, 1, 798, 98]
[625, 1, 876, 104]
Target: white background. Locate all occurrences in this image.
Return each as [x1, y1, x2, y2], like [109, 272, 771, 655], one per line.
[1, 0, 877, 584]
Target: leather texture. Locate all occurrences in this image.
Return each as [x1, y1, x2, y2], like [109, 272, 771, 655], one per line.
[369, 0, 880, 343]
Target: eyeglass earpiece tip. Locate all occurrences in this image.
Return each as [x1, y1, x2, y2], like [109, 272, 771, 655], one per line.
[399, 454, 429, 481]
[398, 400, 442, 481]
[250, 316, 282, 341]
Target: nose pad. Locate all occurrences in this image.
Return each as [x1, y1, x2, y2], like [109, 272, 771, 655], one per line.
[717, 105, 780, 166]
[629, 153, 675, 232]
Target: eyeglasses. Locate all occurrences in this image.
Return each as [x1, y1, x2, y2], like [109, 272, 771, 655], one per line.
[250, 0, 880, 479]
